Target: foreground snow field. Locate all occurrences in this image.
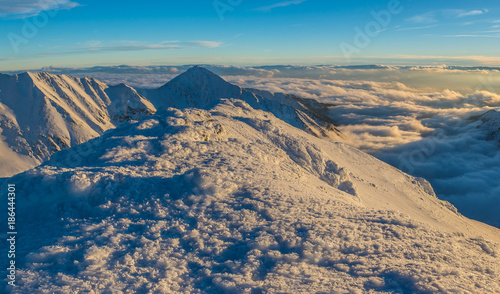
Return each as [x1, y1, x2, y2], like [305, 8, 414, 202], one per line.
[2, 92, 499, 292]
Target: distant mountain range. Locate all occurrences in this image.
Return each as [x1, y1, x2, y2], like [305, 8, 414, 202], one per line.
[0, 66, 340, 177]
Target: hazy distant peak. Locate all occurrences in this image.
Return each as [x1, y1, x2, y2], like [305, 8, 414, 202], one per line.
[476, 109, 500, 141]
[480, 109, 500, 125]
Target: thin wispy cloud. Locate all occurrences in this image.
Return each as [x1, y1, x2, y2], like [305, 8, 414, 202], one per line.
[397, 24, 437, 31]
[255, 0, 307, 12]
[444, 34, 500, 38]
[0, 0, 80, 18]
[390, 54, 500, 65]
[80, 41, 184, 52]
[38, 40, 224, 56]
[407, 9, 489, 24]
[457, 9, 488, 18]
[185, 41, 224, 48]
[406, 12, 437, 24]
[335, 54, 500, 66]
[441, 28, 500, 38]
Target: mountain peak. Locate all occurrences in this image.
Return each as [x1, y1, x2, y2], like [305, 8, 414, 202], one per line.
[167, 66, 230, 87]
[150, 66, 241, 108]
[139, 66, 341, 140]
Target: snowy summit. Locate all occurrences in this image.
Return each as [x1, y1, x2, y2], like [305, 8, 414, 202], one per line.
[1, 67, 499, 293]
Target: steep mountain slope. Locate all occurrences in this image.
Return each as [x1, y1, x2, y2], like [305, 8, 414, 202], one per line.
[141, 66, 341, 140]
[0, 72, 155, 177]
[2, 98, 498, 293]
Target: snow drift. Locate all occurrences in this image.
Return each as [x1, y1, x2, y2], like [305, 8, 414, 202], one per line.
[1, 70, 499, 292]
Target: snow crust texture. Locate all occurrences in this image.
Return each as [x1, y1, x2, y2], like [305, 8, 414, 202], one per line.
[2, 97, 499, 293]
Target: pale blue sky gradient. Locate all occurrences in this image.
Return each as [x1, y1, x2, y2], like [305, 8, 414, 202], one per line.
[0, 0, 499, 71]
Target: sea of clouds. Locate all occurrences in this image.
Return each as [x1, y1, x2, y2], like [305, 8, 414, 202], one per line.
[31, 65, 500, 227]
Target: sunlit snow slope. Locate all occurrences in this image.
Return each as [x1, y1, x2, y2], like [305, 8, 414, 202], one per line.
[2, 93, 498, 292]
[0, 72, 156, 177]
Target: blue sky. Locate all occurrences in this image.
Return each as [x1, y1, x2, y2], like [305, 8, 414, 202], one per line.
[0, 0, 499, 70]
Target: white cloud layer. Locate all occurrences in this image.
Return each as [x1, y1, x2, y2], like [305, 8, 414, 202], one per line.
[32, 64, 500, 93]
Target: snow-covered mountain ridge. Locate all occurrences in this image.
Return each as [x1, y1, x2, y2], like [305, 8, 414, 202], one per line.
[2, 94, 499, 292]
[0, 67, 340, 178]
[0, 72, 155, 177]
[141, 66, 341, 140]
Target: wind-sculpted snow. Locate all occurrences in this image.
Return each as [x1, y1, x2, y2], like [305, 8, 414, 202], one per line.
[2, 99, 499, 293]
[0, 72, 156, 177]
